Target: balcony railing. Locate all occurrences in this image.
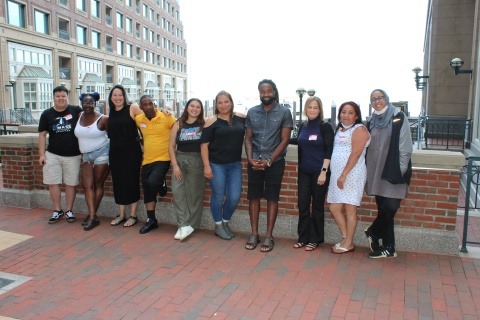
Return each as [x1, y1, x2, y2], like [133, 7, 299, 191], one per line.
[106, 44, 113, 52]
[409, 115, 472, 151]
[106, 74, 113, 83]
[59, 68, 70, 80]
[59, 0, 68, 6]
[59, 29, 70, 40]
[106, 15, 112, 25]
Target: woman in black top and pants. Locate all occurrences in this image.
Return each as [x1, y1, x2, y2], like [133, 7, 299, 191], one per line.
[290, 96, 334, 251]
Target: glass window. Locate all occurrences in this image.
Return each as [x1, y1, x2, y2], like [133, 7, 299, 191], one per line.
[117, 40, 124, 55]
[149, 8, 154, 21]
[92, 31, 100, 49]
[91, 0, 100, 18]
[7, 0, 25, 28]
[126, 0, 131, 7]
[76, 25, 87, 45]
[127, 43, 133, 58]
[116, 12, 123, 29]
[149, 30, 154, 43]
[143, 4, 148, 17]
[143, 27, 148, 40]
[23, 83, 37, 110]
[144, 49, 148, 62]
[76, 0, 86, 11]
[34, 10, 49, 34]
[126, 17, 132, 33]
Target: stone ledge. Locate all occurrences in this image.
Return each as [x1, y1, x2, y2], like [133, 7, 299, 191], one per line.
[0, 188, 461, 256]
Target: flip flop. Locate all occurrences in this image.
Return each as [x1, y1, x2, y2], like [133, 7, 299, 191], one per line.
[331, 245, 355, 254]
[124, 216, 139, 227]
[111, 216, 127, 226]
[293, 242, 305, 249]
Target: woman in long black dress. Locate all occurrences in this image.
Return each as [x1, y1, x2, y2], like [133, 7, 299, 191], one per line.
[107, 85, 143, 227]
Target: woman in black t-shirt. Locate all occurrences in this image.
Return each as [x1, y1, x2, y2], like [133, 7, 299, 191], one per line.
[168, 98, 206, 241]
[200, 91, 246, 240]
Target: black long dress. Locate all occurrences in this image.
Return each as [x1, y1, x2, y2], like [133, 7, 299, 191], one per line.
[108, 105, 142, 205]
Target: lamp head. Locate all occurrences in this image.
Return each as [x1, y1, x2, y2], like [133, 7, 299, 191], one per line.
[307, 89, 316, 97]
[412, 67, 422, 75]
[296, 88, 306, 96]
[60, 82, 66, 87]
[450, 58, 464, 69]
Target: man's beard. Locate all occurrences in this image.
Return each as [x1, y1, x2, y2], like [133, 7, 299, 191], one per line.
[260, 97, 275, 106]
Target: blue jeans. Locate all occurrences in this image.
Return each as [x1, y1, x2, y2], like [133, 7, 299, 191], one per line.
[209, 161, 242, 223]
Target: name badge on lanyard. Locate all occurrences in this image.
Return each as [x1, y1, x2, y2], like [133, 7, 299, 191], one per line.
[309, 134, 317, 141]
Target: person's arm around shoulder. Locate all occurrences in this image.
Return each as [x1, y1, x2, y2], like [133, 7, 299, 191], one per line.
[336, 125, 370, 189]
[129, 103, 143, 119]
[38, 131, 48, 165]
[98, 114, 108, 131]
[233, 112, 246, 119]
[168, 121, 182, 180]
[203, 115, 218, 128]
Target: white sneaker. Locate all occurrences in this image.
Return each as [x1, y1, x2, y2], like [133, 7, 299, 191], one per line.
[174, 227, 183, 240]
[179, 225, 194, 241]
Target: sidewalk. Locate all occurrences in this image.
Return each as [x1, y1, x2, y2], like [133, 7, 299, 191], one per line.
[0, 206, 480, 319]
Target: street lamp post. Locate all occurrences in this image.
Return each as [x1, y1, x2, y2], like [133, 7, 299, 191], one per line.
[5, 79, 16, 110]
[296, 88, 306, 124]
[296, 88, 316, 123]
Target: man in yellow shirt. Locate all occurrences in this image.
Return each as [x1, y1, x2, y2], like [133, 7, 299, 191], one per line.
[135, 95, 176, 234]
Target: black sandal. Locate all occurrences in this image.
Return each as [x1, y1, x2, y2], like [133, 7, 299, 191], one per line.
[260, 237, 274, 252]
[245, 234, 260, 250]
[293, 242, 305, 249]
[305, 243, 318, 251]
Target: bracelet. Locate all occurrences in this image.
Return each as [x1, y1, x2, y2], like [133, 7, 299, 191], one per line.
[267, 158, 272, 167]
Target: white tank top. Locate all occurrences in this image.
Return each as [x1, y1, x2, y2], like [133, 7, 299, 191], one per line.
[74, 114, 109, 153]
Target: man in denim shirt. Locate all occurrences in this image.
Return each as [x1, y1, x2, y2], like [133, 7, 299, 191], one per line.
[244, 79, 293, 252]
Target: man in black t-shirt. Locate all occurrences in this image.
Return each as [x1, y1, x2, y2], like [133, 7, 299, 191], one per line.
[38, 86, 82, 224]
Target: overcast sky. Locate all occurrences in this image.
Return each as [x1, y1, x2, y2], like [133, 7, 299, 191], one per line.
[180, 0, 428, 118]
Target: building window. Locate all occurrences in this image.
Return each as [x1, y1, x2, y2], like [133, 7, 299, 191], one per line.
[106, 36, 113, 52]
[76, 0, 86, 12]
[91, 0, 100, 18]
[126, 17, 132, 33]
[76, 25, 87, 45]
[117, 39, 124, 55]
[34, 10, 49, 34]
[23, 83, 37, 110]
[126, 0, 131, 7]
[127, 43, 133, 58]
[58, 18, 70, 40]
[39, 82, 53, 110]
[143, 27, 148, 40]
[149, 8, 154, 21]
[59, 0, 68, 6]
[7, 0, 26, 28]
[144, 49, 148, 62]
[105, 6, 112, 25]
[92, 30, 101, 49]
[116, 12, 123, 29]
[143, 4, 148, 17]
[150, 52, 155, 64]
[149, 30, 154, 43]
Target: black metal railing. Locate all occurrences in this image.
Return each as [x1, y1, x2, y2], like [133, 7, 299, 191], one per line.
[8, 109, 37, 124]
[423, 116, 471, 150]
[0, 123, 20, 135]
[460, 156, 480, 252]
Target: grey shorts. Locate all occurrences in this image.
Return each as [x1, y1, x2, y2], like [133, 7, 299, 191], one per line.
[82, 143, 109, 165]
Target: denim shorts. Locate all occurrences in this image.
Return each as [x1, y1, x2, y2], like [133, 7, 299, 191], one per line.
[82, 143, 109, 165]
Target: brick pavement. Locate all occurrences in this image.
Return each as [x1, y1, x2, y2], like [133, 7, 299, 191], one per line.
[0, 206, 480, 319]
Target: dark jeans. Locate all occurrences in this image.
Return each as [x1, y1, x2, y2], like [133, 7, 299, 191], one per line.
[141, 161, 170, 203]
[297, 169, 329, 244]
[369, 196, 401, 250]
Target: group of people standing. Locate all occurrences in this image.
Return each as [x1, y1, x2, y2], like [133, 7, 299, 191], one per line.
[37, 81, 412, 258]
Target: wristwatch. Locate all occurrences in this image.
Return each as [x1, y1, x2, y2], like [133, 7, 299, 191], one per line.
[267, 158, 272, 167]
[321, 167, 327, 172]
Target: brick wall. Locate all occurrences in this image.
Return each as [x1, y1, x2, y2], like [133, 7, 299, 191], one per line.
[1, 143, 459, 231]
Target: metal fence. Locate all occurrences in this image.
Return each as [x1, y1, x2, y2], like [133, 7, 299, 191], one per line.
[0, 123, 20, 135]
[460, 157, 480, 252]
[0, 108, 37, 125]
[409, 115, 472, 151]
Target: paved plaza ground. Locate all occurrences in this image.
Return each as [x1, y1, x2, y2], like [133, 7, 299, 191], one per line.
[0, 206, 479, 319]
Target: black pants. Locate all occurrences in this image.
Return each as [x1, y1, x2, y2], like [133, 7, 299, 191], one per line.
[297, 169, 329, 244]
[369, 196, 401, 250]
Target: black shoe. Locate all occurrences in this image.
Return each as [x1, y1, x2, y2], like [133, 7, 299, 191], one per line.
[364, 227, 380, 252]
[48, 210, 64, 224]
[139, 219, 158, 234]
[84, 218, 100, 231]
[368, 247, 397, 259]
[159, 180, 167, 197]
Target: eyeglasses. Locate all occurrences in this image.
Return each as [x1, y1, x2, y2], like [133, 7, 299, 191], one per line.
[370, 96, 385, 103]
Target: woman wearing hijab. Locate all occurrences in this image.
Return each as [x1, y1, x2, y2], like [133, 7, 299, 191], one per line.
[364, 89, 413, 258]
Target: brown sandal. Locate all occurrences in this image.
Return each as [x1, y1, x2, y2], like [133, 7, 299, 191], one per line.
[245, 234, 260, 250]
[293, 242, 305, 249]
[124, 216, 139, 227]
[260, 237, 274, 252]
